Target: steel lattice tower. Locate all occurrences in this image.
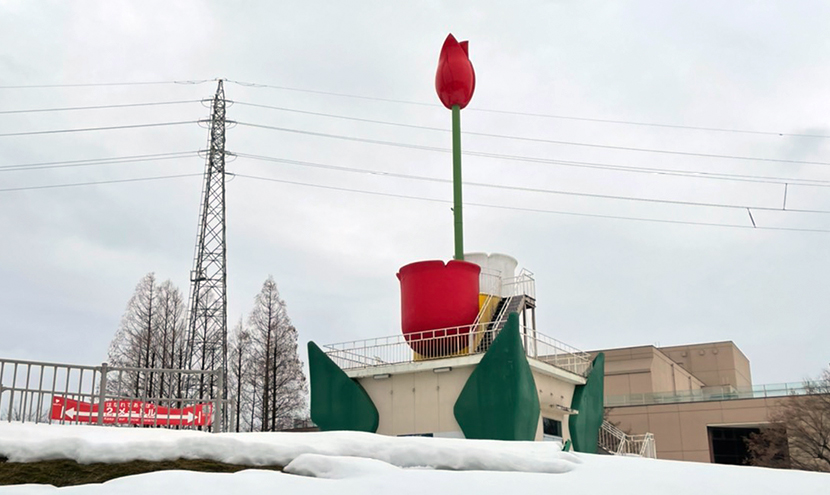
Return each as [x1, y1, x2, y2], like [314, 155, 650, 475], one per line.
[187, 80, 228, 407]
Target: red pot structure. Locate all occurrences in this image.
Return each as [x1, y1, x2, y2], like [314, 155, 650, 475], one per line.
[397, 260, 481, 357]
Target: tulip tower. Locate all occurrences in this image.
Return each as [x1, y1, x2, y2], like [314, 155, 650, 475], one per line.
[306, 34, 606, 452]
[435, 34, 476, 262]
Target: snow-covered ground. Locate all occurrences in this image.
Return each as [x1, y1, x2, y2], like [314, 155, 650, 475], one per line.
[0, 423, 827, 494]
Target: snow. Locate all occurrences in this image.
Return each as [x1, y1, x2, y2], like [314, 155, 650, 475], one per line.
[0, 423, 577, 473]
[284, 453, 401, 479]
[0, 423, 828, 494]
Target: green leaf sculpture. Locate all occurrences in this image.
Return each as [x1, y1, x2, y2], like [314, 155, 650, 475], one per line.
[569, 353, 605, 453]
[308, 341, 379, 432]
[453, 313, 540, 440]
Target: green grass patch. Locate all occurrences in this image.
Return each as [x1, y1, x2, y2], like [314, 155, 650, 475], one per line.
[0, 457, 283, 487]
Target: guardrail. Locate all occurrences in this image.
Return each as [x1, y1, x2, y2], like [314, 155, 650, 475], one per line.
[0, 358, 229, 432]
[605, 381, 824, 407]
[525, 329, 592, 377]
[598, 420, 657, 458]
[503, 269, 536, 300]
[324, 322, 591, 377]
[479, 268, 503, 297]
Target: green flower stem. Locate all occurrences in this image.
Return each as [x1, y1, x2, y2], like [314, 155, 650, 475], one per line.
[452, 104, 464, 261]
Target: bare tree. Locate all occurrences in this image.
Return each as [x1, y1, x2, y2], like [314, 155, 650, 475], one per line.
[108, 273, 157, 397]
[247, 276, 307, 431]
[746, 369, 830, 472]
[107, 274, 188, 401]
[228, 318, 253, 432]
[154, 280, 188, 400]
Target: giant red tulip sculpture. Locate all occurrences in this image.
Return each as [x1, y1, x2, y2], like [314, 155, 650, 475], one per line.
[436, 34, 475, 260]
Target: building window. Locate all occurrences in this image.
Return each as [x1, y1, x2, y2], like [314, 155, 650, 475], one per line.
[543, 417, 562, 437]
[708, 426, 760, 465]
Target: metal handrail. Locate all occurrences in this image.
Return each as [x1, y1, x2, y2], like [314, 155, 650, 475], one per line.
[598, 420, 657, 458]
[605, 381, 827, 407]
[479, 267, 503, 296]
[324, 322, 591, 376]
[502, 272, 536, 300]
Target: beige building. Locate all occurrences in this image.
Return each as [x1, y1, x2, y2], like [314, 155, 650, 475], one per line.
[596, 341, 796, 464]
[345, 351, 587, 441]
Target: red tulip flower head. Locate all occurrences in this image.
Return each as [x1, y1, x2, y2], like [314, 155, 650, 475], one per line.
[435, 34, 476, 110]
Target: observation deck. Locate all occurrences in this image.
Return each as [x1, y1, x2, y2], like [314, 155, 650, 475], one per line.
[322, 269, 592, 380]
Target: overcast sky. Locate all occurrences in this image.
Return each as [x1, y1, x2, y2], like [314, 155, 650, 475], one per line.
[1, 1, 828, 386]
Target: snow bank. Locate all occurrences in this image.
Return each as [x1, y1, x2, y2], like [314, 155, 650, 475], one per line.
[0, 423, 578, 473]
[1, 423, 828, 495]
[1, 453, 828, 495]
[284, 454, 401, 479]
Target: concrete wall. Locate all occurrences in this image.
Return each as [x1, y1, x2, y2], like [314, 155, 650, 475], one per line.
[356, 364, 577, 441]
[659, 341, 752, 389]
[533, 368, 577, 441]
[602, 346, 655, 396]
[600, 346, 703, 397]
[358, 365, 474, 437]
[650, 348, 704, 394]
[607, 397, 781, 462]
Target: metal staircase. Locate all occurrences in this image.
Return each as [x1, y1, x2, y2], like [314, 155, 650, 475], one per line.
[598, 420, 657, 458]
[476, 294, 525, 352]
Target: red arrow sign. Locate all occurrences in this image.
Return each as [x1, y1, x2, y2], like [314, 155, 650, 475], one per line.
[50, 396, 212, 426]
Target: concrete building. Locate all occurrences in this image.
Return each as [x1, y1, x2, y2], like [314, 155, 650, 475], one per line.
[345, 347, 586, 441]
[310, 254, 609, 452]
[595, 341, 804, 465]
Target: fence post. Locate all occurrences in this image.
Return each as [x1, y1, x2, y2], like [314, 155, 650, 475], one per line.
[97, 363, 108, 426]
[213, 369, 223, 433]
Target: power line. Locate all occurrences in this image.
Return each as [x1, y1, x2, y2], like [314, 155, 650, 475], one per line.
[0, 100, 203, 115]
[226, 80, 829, 139]
[0, 173, 201, 193]
[3, 78, 823, 138]
[232, 103, 830, 185]
[232, 173, 830, 234]
[227, 79, 433, 107]
[464, 151, 830, 187]
[232, 152, 830, 215]
[468, 108, 830, 139]
[0, 80, 213, 89]
[0, 151, 199, 172]
[0, 120, 199, 137]
[235, 121, 830, 167]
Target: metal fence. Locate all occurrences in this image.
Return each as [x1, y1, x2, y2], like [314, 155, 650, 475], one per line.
[0, 357, 229, 432]
[605, 381, 825, 407]
[323, 322, 592, 377]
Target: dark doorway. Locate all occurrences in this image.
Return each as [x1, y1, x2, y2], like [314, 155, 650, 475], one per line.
[708, 426, 760, 465]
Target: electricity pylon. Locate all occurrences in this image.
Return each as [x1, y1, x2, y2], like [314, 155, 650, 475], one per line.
[186, 79, 228, 427]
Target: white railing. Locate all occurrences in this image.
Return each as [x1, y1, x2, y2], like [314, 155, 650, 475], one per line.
[479, 267, 503, 297]
[523, 328, 593, 377]
[502, 269, 536, 299]
[324, 322, 592, 377]
[598, 420, 657, 458]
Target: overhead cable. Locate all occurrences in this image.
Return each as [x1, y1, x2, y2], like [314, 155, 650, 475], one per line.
[0, 100, 203, 115]
[233, 173, 830, 234]
[0, 173, 201, 193]
[0, 151, 199, 172]
[233, 103, 830, 184]
[226, 80, 829, 139]
[232, 152, 830, 215]
[0, 80, 213, 89]
[235, 121, 830, 167]
[0, 120, 199, 137]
